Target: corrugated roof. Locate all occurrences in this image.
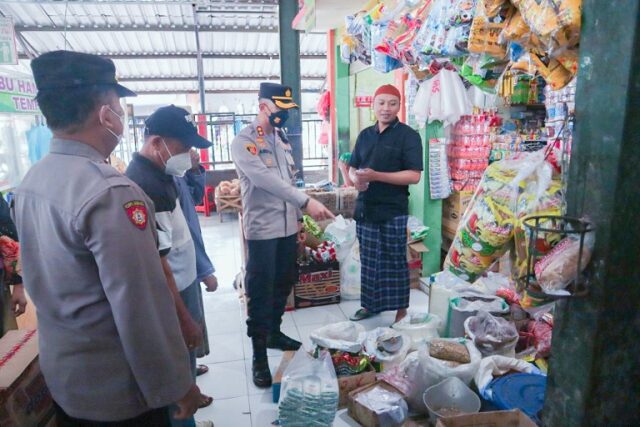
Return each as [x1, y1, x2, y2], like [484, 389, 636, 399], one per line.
[2, 0, 327, 94]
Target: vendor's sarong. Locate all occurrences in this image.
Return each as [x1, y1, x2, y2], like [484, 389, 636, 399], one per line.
[357, 215, 410, 313]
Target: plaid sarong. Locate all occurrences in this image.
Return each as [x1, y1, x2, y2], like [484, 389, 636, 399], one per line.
[357, 216, 409, 313]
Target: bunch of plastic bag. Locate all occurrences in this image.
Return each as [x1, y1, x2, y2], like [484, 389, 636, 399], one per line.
[413, 0, 478, 59]
[444, 151, 555, 282]
[412, 69, 472, 127]
[278, 349, 339, 427]
[464, 310, 519, 357]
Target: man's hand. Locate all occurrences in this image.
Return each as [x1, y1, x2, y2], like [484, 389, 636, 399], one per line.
[202, 274, 218, 293]
[305, 198, 335, 221]
[174, 384, 201, 420]
[355, 168, 378, 183]
[179, 315, 203, 350]
[190, 149, 201, 170]
[10, 284, 27, 317]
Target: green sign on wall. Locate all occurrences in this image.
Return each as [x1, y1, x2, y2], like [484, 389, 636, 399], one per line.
[0, 75, 39, 114]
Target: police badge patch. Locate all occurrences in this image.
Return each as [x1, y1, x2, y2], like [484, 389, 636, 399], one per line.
[123, 201, 148, 230]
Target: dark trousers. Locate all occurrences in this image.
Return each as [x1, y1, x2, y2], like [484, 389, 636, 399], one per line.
[54, 402, 171, 427]
[245, 234, 297, 338]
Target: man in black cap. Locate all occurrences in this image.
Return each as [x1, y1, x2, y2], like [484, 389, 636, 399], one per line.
[232, 83, 334, 388]
[126, 105, 214, 427]
[12, 51, 201, 425]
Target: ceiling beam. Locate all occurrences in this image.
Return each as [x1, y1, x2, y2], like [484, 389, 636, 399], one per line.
[133, 89, 321, 95]
[18, 52, 326, 60]
[2, 0, 279, 4]
[14, 24, 280, 33]
[118, 75, 326, 82]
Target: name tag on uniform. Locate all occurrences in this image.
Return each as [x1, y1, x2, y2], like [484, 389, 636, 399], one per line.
[259, 149, 272, 155]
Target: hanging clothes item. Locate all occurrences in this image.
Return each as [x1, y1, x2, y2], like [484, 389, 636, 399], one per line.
[26, 123, 53, 164]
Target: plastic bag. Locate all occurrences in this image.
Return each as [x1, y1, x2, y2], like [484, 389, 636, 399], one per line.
[371, 23, 402, 73]
[324, 215, 357, 258]
[510, 0, 581, 53]
[535, 232, 595, 294]
[473, 355, 543, 400]
[444, 151, 553, 282]
[473, 271, 513, 296]
[464, 311, 518, 357]
[468, 2, 508, 59]
[354, 384, 409, 427]
[278, 349, 339, 426]
[364, 328, 412, 369]
[447, 293, 509, 337]
[407, 338, 482, 414]
[310, 321, 366, 353]
[340, 240, 361, 300]
[412, 69, 471, 127]
[392, 313, 441, 351]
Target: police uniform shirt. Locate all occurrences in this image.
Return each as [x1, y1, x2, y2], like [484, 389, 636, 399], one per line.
[11, 139, 192, 421]
[231, 121, 308, 241]
[126, 153, 197, 291]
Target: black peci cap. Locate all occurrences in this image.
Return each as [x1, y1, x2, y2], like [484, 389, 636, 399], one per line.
[31, 50, 136, 98]
[258, 82, 298, 109]
[144, 105, 212, 149]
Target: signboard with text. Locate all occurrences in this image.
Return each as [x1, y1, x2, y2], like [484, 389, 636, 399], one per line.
[0, 75, 39, 114]
[354, 96, 373, 108]
[0, 17, 18, 65]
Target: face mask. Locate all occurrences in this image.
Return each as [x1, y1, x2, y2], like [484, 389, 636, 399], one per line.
[161, 139, 192, 177]
[103, 106, 125, 143]
[268, 109, 289, 128]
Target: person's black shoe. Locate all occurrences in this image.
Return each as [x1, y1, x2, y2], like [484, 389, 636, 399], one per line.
[267, 331, 302, 351]
[252, 356, 272, 388]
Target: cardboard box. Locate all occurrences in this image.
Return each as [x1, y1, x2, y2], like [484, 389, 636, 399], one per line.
[0, 330, 55, 427]
[271, 350, 296, 403]
[337, 365, 377, 409]
[294, 261, 341, 308]
[348, 380, 406, 427]
[443, 192, 473, 219]
[435, 409, 537, 427]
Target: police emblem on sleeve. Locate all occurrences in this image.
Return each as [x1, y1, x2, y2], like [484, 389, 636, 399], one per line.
[123, 201, 148, 230]
[245, 143, 258, 155]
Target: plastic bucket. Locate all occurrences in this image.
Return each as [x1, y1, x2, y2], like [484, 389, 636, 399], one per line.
[423, 377, 481, 423]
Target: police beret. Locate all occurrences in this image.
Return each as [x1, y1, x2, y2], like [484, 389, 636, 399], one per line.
[31, 50, 136, 98]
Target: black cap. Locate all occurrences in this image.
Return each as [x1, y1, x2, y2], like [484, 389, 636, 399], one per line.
[31, 50, 136, 98]
[258, 82, 298, 109]
[144, 105, 212, 149]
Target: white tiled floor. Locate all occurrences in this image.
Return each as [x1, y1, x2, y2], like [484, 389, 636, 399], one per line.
[195, 214, 430, 427]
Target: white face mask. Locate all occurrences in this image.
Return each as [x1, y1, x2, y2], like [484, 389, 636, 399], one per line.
[161, 139, 192, 177]
[103, 105, 125, 143]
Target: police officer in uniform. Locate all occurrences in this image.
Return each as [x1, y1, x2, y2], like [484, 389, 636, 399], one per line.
[11, 51, 200, 426]
[232, 83, 333, 387]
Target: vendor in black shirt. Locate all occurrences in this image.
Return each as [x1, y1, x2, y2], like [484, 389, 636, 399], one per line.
[348, 84, 423, 323]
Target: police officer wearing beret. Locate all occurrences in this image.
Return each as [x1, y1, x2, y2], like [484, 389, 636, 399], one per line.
[232, 83, 333, 387]
[11, 51, 200, 426]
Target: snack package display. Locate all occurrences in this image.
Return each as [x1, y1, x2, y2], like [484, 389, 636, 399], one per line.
[278, 349, 339, 426]
[464, 311, 519, 357]
[444, 151, 555, 282]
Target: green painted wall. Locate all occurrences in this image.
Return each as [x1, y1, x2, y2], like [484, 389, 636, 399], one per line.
[409, 121, 444, 276]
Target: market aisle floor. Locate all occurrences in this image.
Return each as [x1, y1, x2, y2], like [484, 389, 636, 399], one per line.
[194, 214, 430, 427]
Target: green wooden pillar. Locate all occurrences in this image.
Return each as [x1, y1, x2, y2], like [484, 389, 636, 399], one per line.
[409, 121, 443, 276]
[335, 44, 351, 171]
[278, 0, 304, 179]
[543, 0, 640, 424]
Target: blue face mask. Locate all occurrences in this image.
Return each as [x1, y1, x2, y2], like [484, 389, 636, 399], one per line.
[268, 109, 289, 128]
